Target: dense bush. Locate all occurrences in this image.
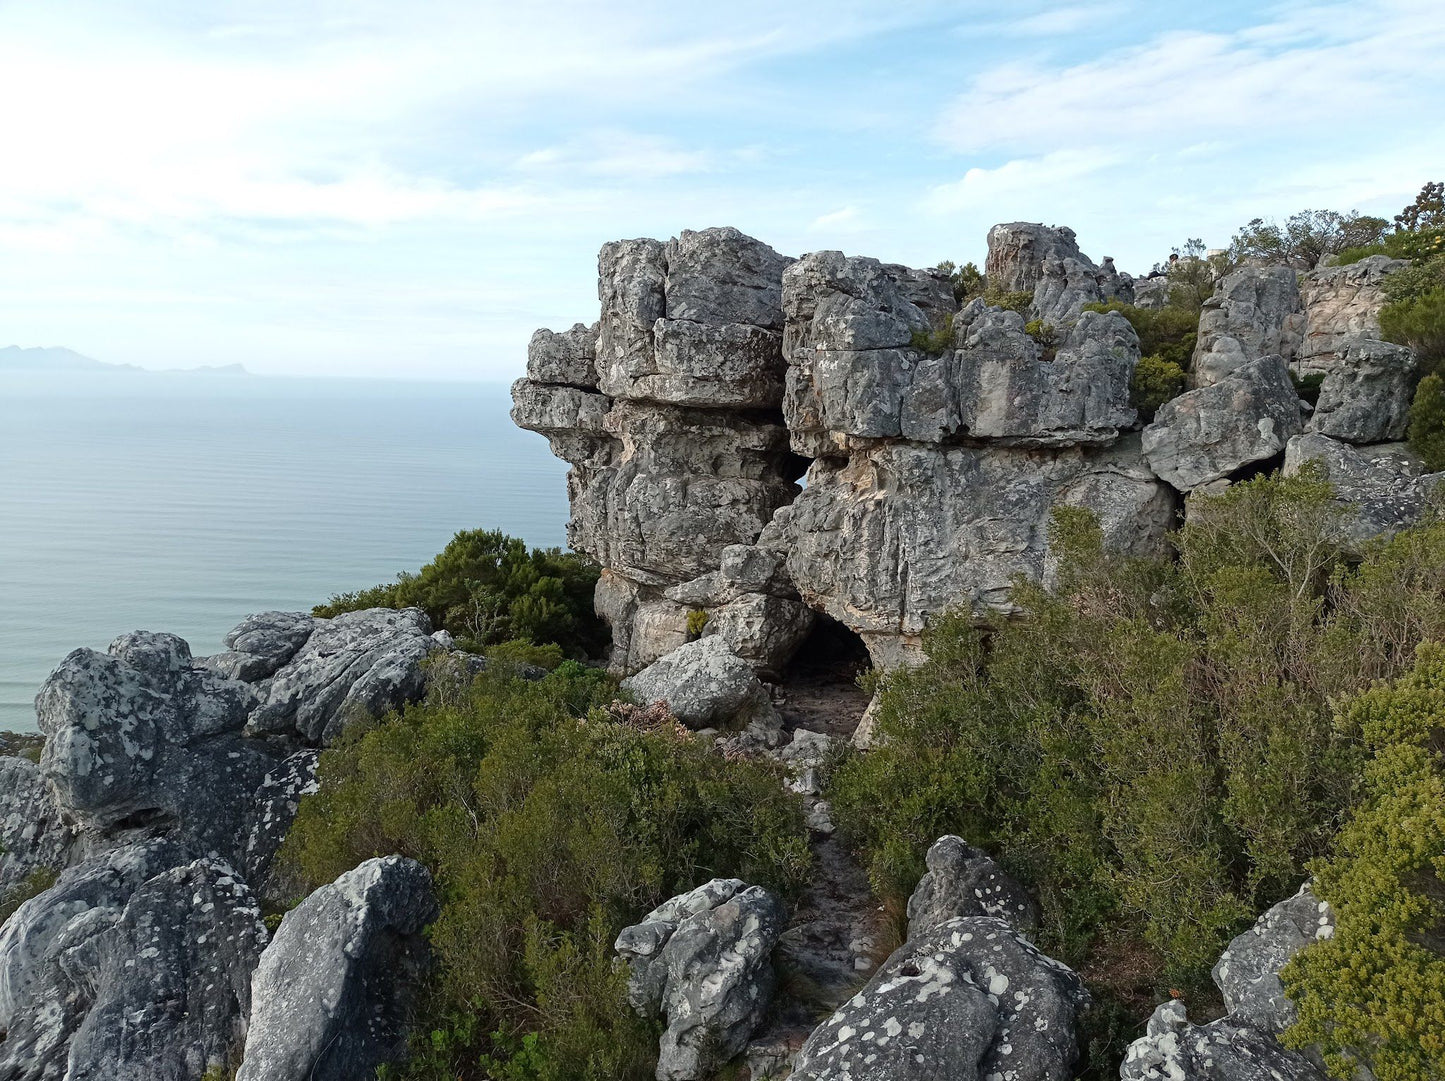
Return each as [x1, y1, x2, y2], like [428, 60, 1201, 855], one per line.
[1228, 210, 1389, 270]
[279, 660, 812, 1081]
[1282, 644, 1445, 1081]
[1409, 373, 1445, 471]
[1081, 301, 1197, 369]
[1382, 286, 1445, 379]
[986, 288, 1033, 316]
[1129, 354, 1187, 423]
[934, 259, 984, 304]
[314, 529, 606, 658]
[829, 473, 1445, 995]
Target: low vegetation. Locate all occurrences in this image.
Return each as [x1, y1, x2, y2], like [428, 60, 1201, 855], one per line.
[1282, 643, 1445, 1081]
[827, 472, 1445, 1070]
[314, 529, 606, 658]
[279, 657, 812, 1081]
[0, 867, 58, 926]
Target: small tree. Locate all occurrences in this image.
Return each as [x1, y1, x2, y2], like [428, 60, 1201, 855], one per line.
[1396, 180, 1444, 232]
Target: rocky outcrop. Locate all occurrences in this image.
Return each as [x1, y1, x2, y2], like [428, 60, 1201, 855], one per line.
[615, 878, 788, 1081]
[65, 858, 267, 1081]
[1212, 885, 1333, 1037]
[1192, 266, 1302, 387]
[1304, 337, 1415, 444]
[237, 856, 437, 1081]
[1142, 355, 1303, 491]
[1283, 434, 1445, 546]
[0, 756, 73, 891]
[906, 835, 1038, 939]
[986, 223, 1087, 294]
[246, 608, 441, 745]
[1297, 255, 1405, 363]
[790, 916, 1089, 1081]
[1120, 999, 1326, 1081]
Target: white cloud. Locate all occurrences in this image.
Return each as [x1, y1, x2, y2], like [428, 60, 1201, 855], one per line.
[809, 205, 863, 231]
[923, 149, 1120, 213]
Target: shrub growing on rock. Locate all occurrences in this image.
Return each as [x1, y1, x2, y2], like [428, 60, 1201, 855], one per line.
[314, 529, 606, 658]
[1409, 373, 1445, 471]
[1129, 354, 1188, 422]
[829, 472, 1445, 997]
[1282, 644, 1445, 1081]
[279, 662, 812, 1080]
[1382, 285, 1445, 378]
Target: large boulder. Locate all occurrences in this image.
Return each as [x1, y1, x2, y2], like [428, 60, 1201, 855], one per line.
[203, 610, 315, 682]
[526, 321, 599, 389]
[1297, 255, 1406, 363]
[237, 856, 437, 1081]
[36, 631, 277, 861]
[1120, 999, 1326, 1081]
[906, 835, 1039, 939]
[1212, 885, 1334, 1037]
[1192, 266, 1302, 387]
[1283, 434, 1445, 547]
[65, 858, 267, 1081]
[789, 915, 1089, 1081]
[241, 750, 320, 903]
[621, 637, 781, 735]
[247, 607, 441, 745]
[984, 223, 1087, 294]
[0, 840, 189, 1081]
[1303, 338, 1416, 444]
[1142, 355, 1303, 491]
[615, 878, 788, 1081]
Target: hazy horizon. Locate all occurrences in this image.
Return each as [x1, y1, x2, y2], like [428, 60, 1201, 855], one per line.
[0, 1, 1441, 381]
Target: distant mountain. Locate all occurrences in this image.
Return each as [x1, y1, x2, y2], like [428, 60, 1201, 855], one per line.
[0, 346, 247, 376]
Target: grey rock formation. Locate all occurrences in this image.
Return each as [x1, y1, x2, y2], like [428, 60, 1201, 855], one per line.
[527, 322, 599, 389]
[204, 610, 315, 682]
[238, 856, 437, 1081]
[1297, 255, 1405, 363]
[615, 878, 788, 1081]
[65, 858, 267, 1081]
[1120, 1000, 1326, 1081]
[1142, 355, 1303, 491]
[247, 607, 440, 745]
[1192, 266, 1302, 387]
[773, 435, 1175, 661]
[1304, 338, 1415, 444]
[0, 755, 74, 894]
[1133, 276, 1171, 310]
[37, 631, 277, 862]
[789, 915, 1089, 1081]
[985, 223, 1087, 294]
[621, 637, 781, 735]
[0, 840, 188, 1081]
[242, 750, 320, 902]
[1212, 885, 1334, 1037]
[906, 835, 1039, 939]
[1283, 434, 1445, 546]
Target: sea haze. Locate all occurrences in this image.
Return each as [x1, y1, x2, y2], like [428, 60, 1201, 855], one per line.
[0, 371, 569, 732]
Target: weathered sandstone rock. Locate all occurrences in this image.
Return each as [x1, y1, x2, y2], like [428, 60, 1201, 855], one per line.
[1283, 434, 1445, 546]
[1297, 255, 1406, 362]
[1212, 885, 1333, 1037]
[615, 878, 788, 1081]
[65, 858, 266, 1081]
[985, 222, 1087, 294]
[1142, 355, 1303, 491]
[789, 915, 1089, 1081]
[1120, 999, 1326, 1081]
[238, 856, 437, 1081]
[1304, 338, 1415, 443]
[621, 637, 780, 735]
[906, 835, 1038, 939]
[526, 322, 598, 389]
[1192, 266, 1302, 387]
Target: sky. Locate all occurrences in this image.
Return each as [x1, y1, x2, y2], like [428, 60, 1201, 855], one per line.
[0, 0, 1442, 380]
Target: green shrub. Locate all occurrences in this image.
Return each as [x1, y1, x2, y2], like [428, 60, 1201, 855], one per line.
[1408, 373, 1445, 471]
[279, 664, 812, 1080]
[0, 867, 57, 927]
[1081, 301, 1197, 370]
[830, 473, 1445, 993]
[1381, 254, 1445, 305]
[1024, 319, 1059, 361]
[1381, 286, 1445, 378]
[909, 313, 955, 356]
[984, 288, 1034, 316]
[1290, 370, 1326, 407]
[1130, 354, 1187, 422]
[314, 529, 606, 658]
[685, 609, 709, 639]
[1281, 643, 1445, 1081]
[935, 260, 984, 304]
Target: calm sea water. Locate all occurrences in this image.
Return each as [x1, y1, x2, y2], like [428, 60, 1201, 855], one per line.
[0, 372, 569, 732]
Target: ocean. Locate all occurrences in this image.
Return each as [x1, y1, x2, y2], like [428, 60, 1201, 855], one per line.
[0, 371, 569, 732]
